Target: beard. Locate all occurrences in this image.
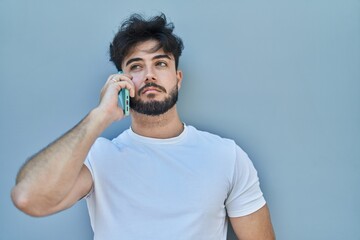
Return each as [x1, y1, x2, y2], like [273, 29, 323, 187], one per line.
[130, 85, 178, 116]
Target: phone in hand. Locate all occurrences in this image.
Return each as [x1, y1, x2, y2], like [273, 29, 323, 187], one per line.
[118, 71, 130, 116]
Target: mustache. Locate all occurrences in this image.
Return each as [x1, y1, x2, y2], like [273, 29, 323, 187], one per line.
[138, 82, 167, 95]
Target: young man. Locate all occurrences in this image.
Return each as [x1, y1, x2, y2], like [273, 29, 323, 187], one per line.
[11, 14, 275, 239]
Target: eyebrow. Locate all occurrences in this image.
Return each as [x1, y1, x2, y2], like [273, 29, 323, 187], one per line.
[125, 54, 172, 67]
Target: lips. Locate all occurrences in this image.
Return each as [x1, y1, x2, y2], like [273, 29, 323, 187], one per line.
[142, 87, 162, 94]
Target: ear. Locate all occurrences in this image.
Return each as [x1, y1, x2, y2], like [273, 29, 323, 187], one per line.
[176, 70, 183, 90]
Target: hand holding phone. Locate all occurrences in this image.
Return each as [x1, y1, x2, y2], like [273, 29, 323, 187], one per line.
[117, 71, 130, 116]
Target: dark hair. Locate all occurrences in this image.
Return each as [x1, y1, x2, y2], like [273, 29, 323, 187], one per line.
[109, 13, 184, 71]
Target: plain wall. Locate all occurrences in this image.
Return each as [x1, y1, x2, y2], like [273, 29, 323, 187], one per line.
[1, 0, 359, 239]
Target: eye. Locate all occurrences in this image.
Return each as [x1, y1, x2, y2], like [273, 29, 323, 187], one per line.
[129, 64, 142, 71]
[156, 61, 168, 67]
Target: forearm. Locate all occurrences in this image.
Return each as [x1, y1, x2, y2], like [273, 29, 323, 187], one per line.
[12, 108, 110, 212]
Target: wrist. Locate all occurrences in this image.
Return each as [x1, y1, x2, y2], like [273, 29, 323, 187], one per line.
[88, 107, 114, 132]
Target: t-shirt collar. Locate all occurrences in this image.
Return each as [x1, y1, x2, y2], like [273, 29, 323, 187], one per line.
[127, 124, 188, 145]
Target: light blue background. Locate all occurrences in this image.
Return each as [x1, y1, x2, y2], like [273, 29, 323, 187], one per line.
[1, 0, 359, 239]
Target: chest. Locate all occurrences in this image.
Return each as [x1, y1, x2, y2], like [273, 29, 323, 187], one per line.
[93, 145, 233, 213]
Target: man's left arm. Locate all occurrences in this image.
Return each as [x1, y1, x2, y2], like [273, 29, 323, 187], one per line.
[230, 204, 275, 240]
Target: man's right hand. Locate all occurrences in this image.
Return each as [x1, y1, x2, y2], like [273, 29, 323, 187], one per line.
[96, 72, 135, 124]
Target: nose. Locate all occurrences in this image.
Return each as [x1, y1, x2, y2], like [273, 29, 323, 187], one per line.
[144, 66, 157, 82]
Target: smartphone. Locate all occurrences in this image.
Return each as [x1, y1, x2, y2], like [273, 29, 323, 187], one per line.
[118, 71, 130, 116]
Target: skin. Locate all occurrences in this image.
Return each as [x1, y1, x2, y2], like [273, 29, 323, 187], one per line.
[230, 205, 276, 240]
[11, 40, 275, 239]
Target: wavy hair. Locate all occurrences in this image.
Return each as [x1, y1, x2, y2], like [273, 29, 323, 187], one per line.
[110, 13, 184, 71]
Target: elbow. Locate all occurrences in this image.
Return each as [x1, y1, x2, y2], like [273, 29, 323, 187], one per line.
[11, 186, 52, 217]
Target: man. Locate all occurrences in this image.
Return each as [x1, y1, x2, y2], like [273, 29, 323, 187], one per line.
[11, 13, 275, 239]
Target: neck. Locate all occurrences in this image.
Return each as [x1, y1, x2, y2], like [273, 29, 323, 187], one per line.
[130, 106, 184, 139]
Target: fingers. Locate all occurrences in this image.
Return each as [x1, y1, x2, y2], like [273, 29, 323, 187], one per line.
[107, 73, 135, 97]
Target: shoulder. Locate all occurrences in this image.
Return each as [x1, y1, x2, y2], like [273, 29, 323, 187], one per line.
[91, 137, 113, 149]
[187, 125, 236, 146]
[186, 125, 254, 165]
[186, 125, 237, 157]
[91, 128, 130, 150]
[88, 133, 125, 157]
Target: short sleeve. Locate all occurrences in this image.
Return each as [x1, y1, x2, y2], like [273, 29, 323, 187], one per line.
[82, 144, 96, 199]
[225, 145, 266, 217]
[84, 155, 93, 178]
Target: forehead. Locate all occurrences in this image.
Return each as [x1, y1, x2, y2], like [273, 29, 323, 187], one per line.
[123, 40, 174, 63]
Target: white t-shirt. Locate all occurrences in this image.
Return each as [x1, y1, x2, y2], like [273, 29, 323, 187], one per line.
[84, 125, 265, 240]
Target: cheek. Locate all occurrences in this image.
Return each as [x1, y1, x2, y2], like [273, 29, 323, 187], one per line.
[130, 74, 143, 88]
